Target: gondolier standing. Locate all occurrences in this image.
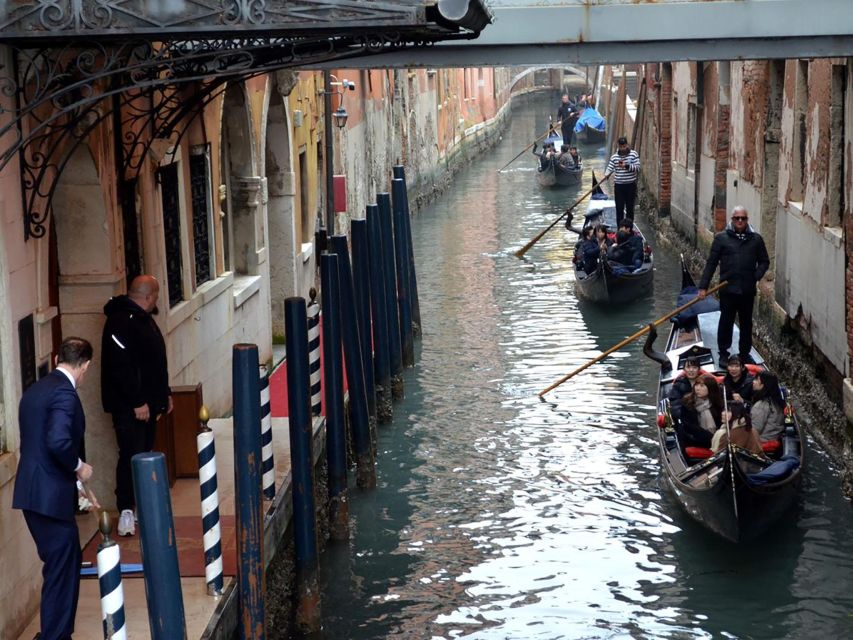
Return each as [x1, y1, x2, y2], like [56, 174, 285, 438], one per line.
[697, 206, 770, 368]
[556, 94, 578, 146]
[606, 137, 640, 227]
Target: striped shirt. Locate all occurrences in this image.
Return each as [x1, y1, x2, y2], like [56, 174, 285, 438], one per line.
[607, 150, 640, 184]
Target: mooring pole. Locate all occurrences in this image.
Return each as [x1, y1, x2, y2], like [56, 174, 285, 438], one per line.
[392, 165, 421, 335]
[284, 297, 322, 632]
[330, 234, 377, 488]
[350, 218, 378, 449]
[232, 344, 266, 639]
[366, 204, 393, 423]
[391, 178, 414, 367]
[376, 192, 404, 398]
[320, 252, 349, 540]
[131, 452, 186, 640]
[196, 405, 223, 596]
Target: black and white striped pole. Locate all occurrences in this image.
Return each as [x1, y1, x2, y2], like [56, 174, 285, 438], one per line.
[96, 511, 127, 639]
[197, 405, 223, 596]
[259, 365, 275, 500]
[307, 288, 322, 416]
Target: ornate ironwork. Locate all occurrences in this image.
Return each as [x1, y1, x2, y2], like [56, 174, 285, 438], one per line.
[158, 163, 184, 307]
[190, 149, 212, 286]
[119, 177, 142, 285]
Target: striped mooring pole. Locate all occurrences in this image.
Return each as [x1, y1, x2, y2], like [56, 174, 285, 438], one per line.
[196, 405, 223, 596]
[259, 365, 275, 500]
[96, 511, 126, 639]
[307, 288, 322, 416]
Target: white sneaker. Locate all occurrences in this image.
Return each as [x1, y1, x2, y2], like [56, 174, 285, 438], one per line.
[117, 509, 136, 537]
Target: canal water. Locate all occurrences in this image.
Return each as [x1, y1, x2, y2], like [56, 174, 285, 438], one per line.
[318, 95, 853, 639]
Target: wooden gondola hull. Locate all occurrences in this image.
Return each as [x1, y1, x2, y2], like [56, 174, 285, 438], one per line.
[575, 262, 653, 304]
[580, 124, 606, 143]
[537, 163, 581, 188]
[662, 444, 802, 542]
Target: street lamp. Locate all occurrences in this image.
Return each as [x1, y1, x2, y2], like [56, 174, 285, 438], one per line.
[319, 72, 355, 235]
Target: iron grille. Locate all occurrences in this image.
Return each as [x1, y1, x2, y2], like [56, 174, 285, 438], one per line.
[190, 151, 212, 286]
[158, 163, 184, 307]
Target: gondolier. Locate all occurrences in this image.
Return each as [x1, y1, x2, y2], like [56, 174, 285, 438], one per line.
[605, 137, 640, 226]
[556, 94, 578, 146]
[697, 206, 770, 368]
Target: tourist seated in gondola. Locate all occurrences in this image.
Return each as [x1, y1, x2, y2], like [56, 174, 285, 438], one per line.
[607, 229, 642, 274]
[568, 146, 581, 168]
[557, 144, 573, 168]
[711, 401, 766, 456]
[675, 374, 723, 449]
[750, 371, 786, 442]
[532, 142, 555, 170]
[594, 224, 612, 252]
[667, 356, 702, 420]
[617, 218, 644, 268]
[574, 226, 600, 274]
[722, 355, 753, 402]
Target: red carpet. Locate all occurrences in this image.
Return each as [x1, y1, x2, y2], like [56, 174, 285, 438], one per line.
[269, 317, 350, 417]
[81, 516, 237, 578]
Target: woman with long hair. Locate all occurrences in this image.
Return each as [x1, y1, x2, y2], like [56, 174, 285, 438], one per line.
[751, 371, 786, 441]
[712, 401, 765, 456]
[676, 374, 723, 448]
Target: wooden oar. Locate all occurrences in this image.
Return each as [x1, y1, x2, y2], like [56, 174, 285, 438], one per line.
[497, 116, 570, 174]
[514, 172, 612, 259]
[538, 281, 728, 397]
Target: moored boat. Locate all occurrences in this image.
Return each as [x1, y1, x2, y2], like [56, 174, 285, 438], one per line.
[566, 173, 653, 303]
[574, 106, 606, 144]
[643, 259, 804, 542]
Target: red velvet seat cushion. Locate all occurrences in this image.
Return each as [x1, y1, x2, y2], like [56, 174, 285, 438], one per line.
[685, 446, 714, 459]
[761, 440, 782, 453]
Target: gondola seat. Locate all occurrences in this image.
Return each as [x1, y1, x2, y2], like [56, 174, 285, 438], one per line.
[761, 440, 782, 454]
[684, 446, 714, 460]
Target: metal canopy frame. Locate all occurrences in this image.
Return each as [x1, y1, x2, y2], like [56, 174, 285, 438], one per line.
[0, 0, 492, 239]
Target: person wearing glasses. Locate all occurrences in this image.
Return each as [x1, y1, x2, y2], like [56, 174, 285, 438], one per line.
[697, 206, 770, 368]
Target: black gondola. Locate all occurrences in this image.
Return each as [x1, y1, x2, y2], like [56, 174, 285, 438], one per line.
[566, 172, 653, 303]
[578, 122, 606, 144]
[643, 259, 804, 542]
[535, 134, 582, 188]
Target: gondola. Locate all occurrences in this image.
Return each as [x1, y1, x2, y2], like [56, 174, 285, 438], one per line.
[578, 122, 606, 143]
[573, 106, 606, 144]
[565, 172, 653, 303]
[642, 259, 804, 542]
[535, 133, 582, 188]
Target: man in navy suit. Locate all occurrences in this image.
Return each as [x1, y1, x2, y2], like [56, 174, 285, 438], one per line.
[13, 337, 96, 640]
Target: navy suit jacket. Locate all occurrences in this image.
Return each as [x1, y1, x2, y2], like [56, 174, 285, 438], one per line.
[13, 369, 85, 522]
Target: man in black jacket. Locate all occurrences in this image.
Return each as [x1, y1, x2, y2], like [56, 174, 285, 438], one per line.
[101, 275, 171, 536]
[556, 93, 578, 146]
[698, 207, 770, 367]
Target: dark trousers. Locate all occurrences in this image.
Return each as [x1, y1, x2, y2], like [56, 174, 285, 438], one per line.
[718, 291, 756, 358]
[560, 124, 574, 146]
[24, 510, 81, 640]
[614, 181, 637, 226]
[113, 411, 157, 512]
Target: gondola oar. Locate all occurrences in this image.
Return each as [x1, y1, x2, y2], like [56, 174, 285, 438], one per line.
[497, 116, 570, 174]
[539, 281, 729, 397]
[514, 172, 612, 259]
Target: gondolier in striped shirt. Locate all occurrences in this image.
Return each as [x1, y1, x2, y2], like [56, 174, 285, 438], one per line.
[606, 137, 640, 227]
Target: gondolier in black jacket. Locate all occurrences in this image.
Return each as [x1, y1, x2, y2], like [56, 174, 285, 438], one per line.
[698, 206, 770, 368]
[101, 274, 171, 536]
[556, 94, 578, 146]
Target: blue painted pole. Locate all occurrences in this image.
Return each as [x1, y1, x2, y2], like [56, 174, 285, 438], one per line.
[391, 178, 415, 368]
[131, 452, 186, 639]
[349, 219, 376, 420]
[320, 252, 349, 540]
[392, 165, 421, 335]
[330, 235, 377, 489]
[366, 205, 393, 422]
[284, 297, 322, 632]
[232, 344, 266, 639]
[376, 192, 404, 399]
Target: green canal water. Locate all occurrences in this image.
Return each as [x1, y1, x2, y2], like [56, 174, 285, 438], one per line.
[317, 95, 853, 639]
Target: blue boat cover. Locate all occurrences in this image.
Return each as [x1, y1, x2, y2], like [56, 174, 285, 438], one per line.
[671, 286, 720, 327]
[746, 455, 801, 486]
[574, 107, 606, 133]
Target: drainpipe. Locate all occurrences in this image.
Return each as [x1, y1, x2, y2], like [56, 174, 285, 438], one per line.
[324, 70, 335, 235]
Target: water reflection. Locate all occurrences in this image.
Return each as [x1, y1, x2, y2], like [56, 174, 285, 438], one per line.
[317, 94, 853, 640]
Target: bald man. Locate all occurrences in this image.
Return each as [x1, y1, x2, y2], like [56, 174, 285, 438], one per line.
[101, 275, 171, 536]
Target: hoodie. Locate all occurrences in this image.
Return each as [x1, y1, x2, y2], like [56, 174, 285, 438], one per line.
[101, 295, 170, 416]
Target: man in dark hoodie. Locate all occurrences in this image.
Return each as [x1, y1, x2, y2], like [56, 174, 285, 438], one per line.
[698, 207, 770, 367]
[101, 275, 171, 536]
